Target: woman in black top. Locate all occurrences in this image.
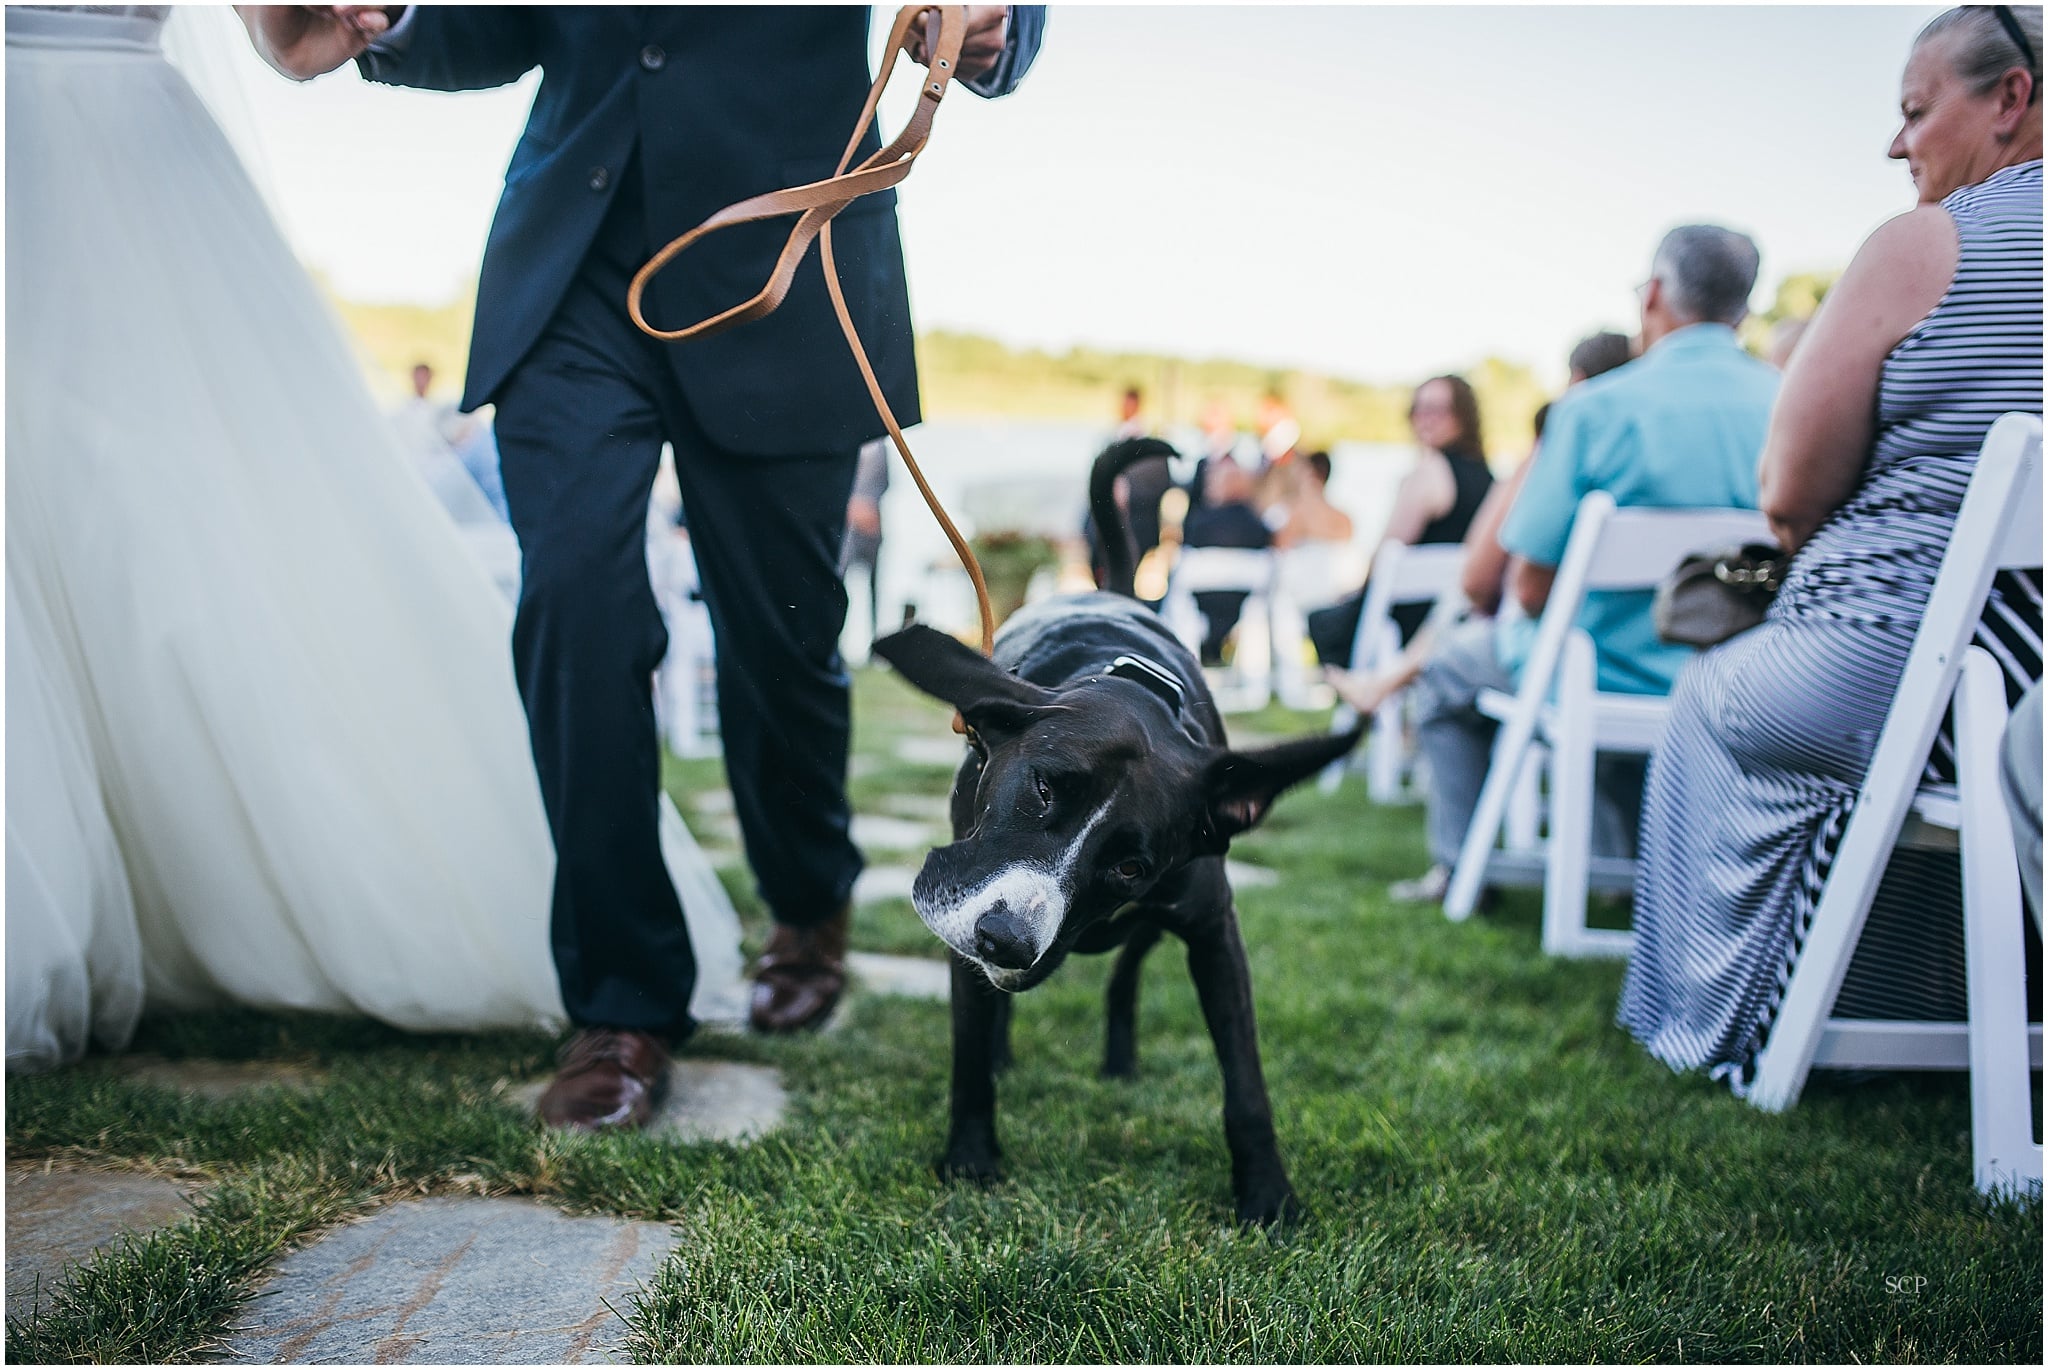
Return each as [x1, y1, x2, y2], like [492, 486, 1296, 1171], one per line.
[1309, 375, 1495, 665]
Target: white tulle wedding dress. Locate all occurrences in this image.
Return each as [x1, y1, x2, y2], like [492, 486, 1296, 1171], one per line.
[4, 5, 746, 1072]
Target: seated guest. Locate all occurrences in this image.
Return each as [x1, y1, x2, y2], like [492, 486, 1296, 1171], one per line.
[1307, 374, 1495, 666]
[1272, 451, 1362, 696]
[1565, 331, 1635, 392]
[1766, 315, 1811, 370]
[1181, 453, 1272, 665]
[1388, 225, 1779, 905]
[1272, 450, 1355, 552]
[1325, 331, 1635, 719]
[1620, 5, 2041, 1086]
[1325, 405, 1549, 722]
[1180, 400, 1241, 520]
[1084, 388, 1175, 597]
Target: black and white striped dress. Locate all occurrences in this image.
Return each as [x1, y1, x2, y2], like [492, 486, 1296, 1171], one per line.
[1620, 159, 2044, 1087]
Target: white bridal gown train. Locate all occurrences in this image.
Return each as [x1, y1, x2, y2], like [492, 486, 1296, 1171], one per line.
[4, 5, 746, 1072]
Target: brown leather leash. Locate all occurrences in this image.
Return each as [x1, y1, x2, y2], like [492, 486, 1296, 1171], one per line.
[627, 4, 996, 656]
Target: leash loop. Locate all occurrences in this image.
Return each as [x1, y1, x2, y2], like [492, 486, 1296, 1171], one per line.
[628, 5, 995, 654]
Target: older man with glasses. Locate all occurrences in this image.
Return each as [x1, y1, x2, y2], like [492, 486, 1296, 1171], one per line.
[1389, 224, 1780, 907]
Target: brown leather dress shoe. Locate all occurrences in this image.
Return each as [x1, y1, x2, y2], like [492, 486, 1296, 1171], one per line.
[749, 904, 850, 1033]
[535, 1028, 670, 1132]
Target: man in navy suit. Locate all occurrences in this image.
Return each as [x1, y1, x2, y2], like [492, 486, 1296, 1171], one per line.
[244, 5, 1046, 1130]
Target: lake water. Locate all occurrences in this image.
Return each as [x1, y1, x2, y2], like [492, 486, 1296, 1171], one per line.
[855, 418, 1416, 640]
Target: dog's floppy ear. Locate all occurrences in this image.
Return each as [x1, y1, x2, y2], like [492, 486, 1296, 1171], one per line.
[871, 625, 1058, 731]
[1199, 726, 1364, 851]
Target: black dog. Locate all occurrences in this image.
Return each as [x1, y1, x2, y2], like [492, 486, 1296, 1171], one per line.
[870, 438, 1361, 1226]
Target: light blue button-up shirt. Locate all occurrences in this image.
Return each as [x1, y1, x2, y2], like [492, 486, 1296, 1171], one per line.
[1498, 323, 1778, 695]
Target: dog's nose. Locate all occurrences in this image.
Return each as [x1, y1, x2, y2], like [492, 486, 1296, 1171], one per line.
[973, 906, 1037, 970]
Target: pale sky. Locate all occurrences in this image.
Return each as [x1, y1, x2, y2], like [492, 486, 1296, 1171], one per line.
[197, 2, 1948, 391]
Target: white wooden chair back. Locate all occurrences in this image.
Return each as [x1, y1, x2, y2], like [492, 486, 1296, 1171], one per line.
[652, 535, 722, 759]
[1580, 505, 1776, 590]
[1322, 540, 1468, 797]
[1443, 493, 1772, 949]
[1162, 546, 1278, 711]
[1745, 411, 2043, 1197]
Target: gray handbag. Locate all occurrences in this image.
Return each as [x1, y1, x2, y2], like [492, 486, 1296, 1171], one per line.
[1653, 543, 1784, 647]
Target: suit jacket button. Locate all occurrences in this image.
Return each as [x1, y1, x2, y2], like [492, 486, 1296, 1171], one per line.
[640, 44, 665, 71]
[588, 166, 609, 191]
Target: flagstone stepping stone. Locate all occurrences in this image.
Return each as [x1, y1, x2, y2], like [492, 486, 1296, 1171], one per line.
[893, 734, 967, 768]
[693, 811, 743, 846]
[6, 1167, 204, 1324]
[115, 1055, 327, 1099]
[509, 1059, 786, 1146]
[853, 864, 919, 905]
[686, 788, 735, 816]
[1225, 859, 1280, 889]
[226, 1196, 675, 1364]
[849, 813, 938, 852]
[847, 951, 950, 1001]
[877, 792, 953, 821]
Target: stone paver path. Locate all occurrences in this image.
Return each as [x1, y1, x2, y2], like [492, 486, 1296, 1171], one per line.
[6, 1167, 204, 1324]
[117, 1055, 326, 1099]
[877, 792, 952, 822]
[509, 1059, 788, 1145]
[226, 1196, 675, 1365]
[1225, 859, 1279, 889]
[893, 734, 967, 769]
[847, 950, 949, 1000]
[853, 863, 918, 905]
[848, 813, 939, 853]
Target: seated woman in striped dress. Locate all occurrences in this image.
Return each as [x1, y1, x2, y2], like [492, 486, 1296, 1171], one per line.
[1620, 4, 2043, 1089]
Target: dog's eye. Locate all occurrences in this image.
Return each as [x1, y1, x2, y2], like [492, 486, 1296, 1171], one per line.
[1112, 859, 1147, 883]
[1035, 776, 1053, 808]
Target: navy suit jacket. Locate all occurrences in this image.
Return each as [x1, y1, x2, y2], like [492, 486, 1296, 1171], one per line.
[360, 6, 1044, 456]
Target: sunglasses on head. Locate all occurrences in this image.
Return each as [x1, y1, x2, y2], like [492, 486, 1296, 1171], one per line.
[1993, 5, 2039, 95]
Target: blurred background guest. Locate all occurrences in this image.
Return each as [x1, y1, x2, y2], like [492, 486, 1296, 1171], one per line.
[841, 436, 892, 663]
[1308, 374, 1495, 668]
[1085, 386, 1174, 600]
[1180, 453, 1272, 665]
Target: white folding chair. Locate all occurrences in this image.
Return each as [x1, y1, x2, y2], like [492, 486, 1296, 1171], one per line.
[1443, 493, 1771, 958]
[1746, 412, 2043, 1200]
[1162, 546, 1276, 713]
[651, 532, 722, 759]
[1319, 539, 1469, 799]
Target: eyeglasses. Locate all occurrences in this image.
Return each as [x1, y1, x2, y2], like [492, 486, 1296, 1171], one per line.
[1994, 5, 2039, 103]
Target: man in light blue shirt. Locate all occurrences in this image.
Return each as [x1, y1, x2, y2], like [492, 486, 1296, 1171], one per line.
[1393, 224, 1779, 905]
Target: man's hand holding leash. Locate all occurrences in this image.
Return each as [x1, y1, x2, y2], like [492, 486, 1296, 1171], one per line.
[239, 6, 1011, 84]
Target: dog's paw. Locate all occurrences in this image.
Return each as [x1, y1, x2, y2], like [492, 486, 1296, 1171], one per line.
[936, 1149, 1003, 1186]
[1235, 1184, 1305, 1229]
[1098, 1053, 1137, 1080]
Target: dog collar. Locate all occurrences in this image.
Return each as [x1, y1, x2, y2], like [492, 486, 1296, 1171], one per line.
[1106, 653, 1186, 718]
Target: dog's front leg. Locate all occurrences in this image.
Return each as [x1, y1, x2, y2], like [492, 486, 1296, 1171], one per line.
[939, 951, 1004, 1183]
[1102, 919, 1163, 1079]
[1183, 905, 1301, 1227]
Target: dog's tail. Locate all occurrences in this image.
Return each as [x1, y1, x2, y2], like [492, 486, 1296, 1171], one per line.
[1088, 436, 1182, 600]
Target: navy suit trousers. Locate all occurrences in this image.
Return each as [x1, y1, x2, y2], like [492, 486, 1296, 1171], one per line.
[492, 163, 861, 1038]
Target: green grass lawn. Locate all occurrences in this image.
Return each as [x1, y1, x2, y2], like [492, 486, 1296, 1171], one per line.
[6, 667, 2040, 1363]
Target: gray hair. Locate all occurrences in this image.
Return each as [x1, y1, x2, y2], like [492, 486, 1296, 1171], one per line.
[1568, 330, 1634, 380]
[1649, 224, 1762, 327]
[1917, 5, 2041, 102]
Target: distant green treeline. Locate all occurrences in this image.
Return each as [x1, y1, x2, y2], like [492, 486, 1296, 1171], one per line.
[326, 270, 1834, 468]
